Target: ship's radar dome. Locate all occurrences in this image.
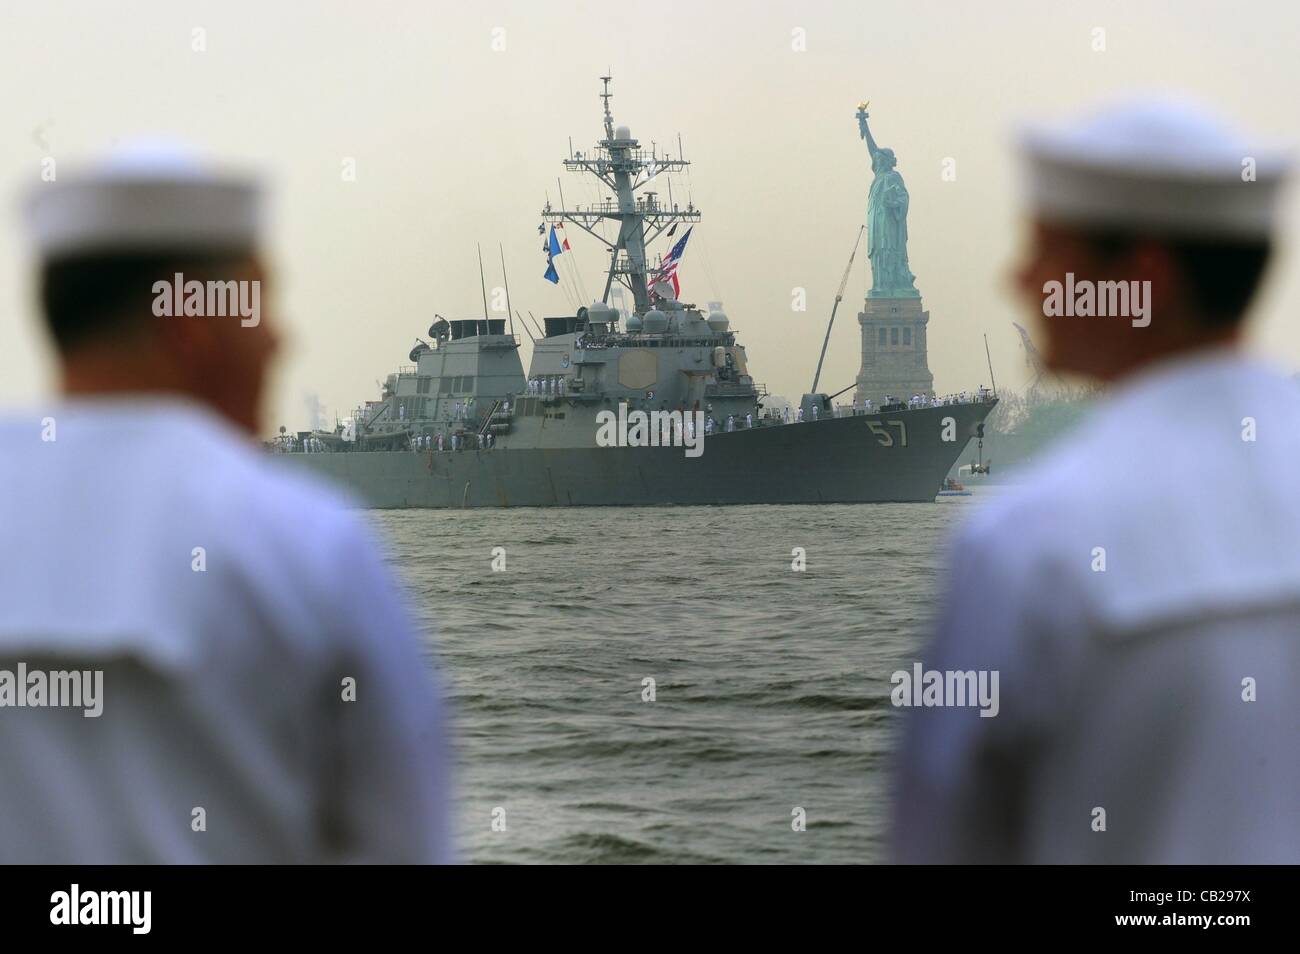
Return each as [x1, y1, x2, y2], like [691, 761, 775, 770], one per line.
[587, 301, 615, 323]
[615, 125, 632, 141]
[625, 313, 643, 332]
[707, 310, 729, 332]
[642, 309, 668, 333]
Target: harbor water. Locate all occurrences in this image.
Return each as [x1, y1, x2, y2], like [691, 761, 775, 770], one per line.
[372, 495, 980, 864]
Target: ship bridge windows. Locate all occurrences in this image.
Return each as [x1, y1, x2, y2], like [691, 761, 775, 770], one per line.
[449, 319, 505, 339]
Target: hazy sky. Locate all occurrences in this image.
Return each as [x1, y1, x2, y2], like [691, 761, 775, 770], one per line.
[2, 0, 1297, 430]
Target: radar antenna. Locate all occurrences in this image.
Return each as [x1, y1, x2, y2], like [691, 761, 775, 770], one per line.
[542, 76, 702, 314]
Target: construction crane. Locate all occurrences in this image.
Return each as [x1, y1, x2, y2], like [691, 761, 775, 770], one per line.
[811, 226, 866, 395]
[1012, 320, 1082, 401]
[1012, 321, 1049, 397]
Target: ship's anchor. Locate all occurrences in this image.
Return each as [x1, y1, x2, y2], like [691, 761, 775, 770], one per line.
[969, 423, 991, 475]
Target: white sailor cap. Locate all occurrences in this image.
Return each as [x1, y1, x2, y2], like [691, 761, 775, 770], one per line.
[23, 139, 264, 258]
[1018, 96, 1291, 239]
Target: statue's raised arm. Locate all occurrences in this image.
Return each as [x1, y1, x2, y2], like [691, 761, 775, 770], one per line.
[856, 103, 879, 159]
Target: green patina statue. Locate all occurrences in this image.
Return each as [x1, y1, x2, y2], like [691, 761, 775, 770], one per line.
[857, 104, 920, 298]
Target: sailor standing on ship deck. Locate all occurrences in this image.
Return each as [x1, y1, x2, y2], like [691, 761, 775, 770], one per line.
[894, 97, 1297, 863]
[0, 143, 450, 863]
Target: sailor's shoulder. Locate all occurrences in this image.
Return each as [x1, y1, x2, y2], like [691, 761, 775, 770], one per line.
[122, 405, 372, 581]
[207, 444, 369, 561]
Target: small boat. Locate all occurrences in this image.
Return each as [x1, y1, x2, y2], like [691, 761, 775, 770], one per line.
[937, 478, 972, 497]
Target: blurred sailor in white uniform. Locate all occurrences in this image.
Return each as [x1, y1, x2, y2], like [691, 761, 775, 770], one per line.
[894, 97, 1296, 863]
[0, 143, 451, 863]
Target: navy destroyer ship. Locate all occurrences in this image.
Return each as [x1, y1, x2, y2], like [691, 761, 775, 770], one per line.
[276, 78, 996, 508]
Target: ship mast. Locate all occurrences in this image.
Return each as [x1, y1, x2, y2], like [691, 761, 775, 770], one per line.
[541, 76, 701, 315]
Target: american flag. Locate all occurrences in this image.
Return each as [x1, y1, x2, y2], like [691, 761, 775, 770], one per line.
[654, 227, 692, 298]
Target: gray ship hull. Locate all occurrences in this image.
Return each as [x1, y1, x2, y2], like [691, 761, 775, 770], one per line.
[278, 402, 994, 508]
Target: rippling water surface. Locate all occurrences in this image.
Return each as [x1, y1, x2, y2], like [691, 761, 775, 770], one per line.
[370, 495, 980, 864]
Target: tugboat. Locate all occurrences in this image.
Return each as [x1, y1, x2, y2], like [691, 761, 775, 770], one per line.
[275, 78, 997, 508]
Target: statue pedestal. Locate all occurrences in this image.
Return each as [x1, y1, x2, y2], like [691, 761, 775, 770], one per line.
[854, 296, 934, 407]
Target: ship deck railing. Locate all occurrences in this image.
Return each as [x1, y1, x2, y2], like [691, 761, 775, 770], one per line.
[705, 380, 764, 398]
[477, 335, 521, 350]
[266, 393, 996, 451]
[831, 392, 997, 416]
[582, 334, 735, 349]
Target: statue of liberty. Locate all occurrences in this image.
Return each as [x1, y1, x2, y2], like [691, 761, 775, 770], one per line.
[857, 104, 919, 298]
